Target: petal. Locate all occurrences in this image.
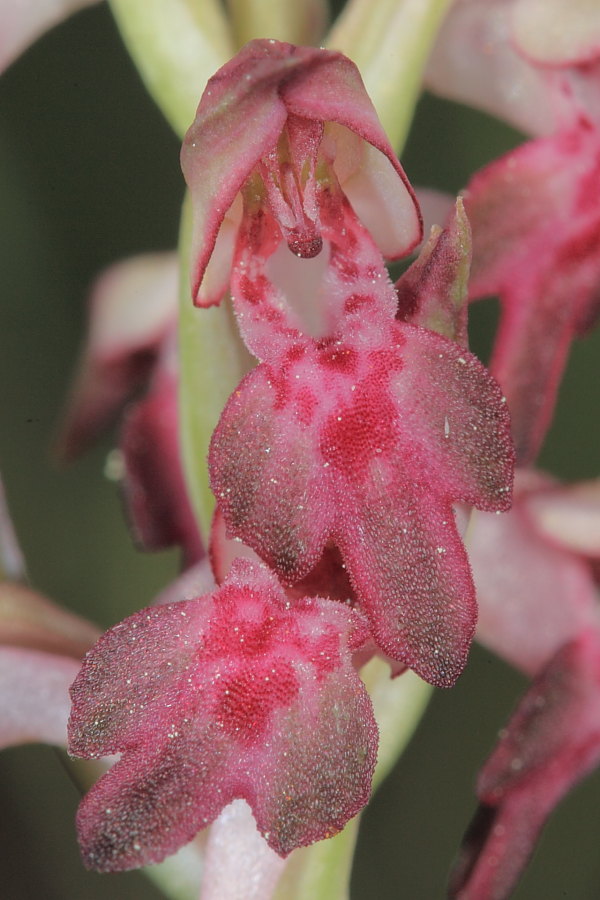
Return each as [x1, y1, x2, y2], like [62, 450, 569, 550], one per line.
[450, 629, 600, 899]
[0, 581, 99, 659]
[338, 483, 476, 687]
[69, 560, 377, 869]
[465, 127, 600, 463]
[211, 326, 513, 685]
[470, 476, 598, 676]
[510, 0, 600, 66]
[0, 0, 100, 74]
[426, 0, 556, 136]
[524, 478, 600, 558]
[56, 253, 178, 460]
[0, 646, 81, 748]
[181, 39, 421, 307]
[210, 358, 333, 582]
[282, 60, 421, 256]
[396, 198, 470, 346]
[181, 41, 308, 307]
[389, 324, 513, 512]
[119, 364, 204, 566]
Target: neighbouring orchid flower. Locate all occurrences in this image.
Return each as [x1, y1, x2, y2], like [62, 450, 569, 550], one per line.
[68, 558, 378, 870]
[427, 0, 600, 464]
[57, 252, 178, 461]
[448, 473, 600, 897]
[209, 198, 514, 688]
[426, 0, 600, 137]
[181, 38, 422, 308]
[449, 629, 600, 900]
[119, 338, 204, 567]
[463, 123, 600, 464]
[470, 471, 600, 676]
[56, 253, 203, 562]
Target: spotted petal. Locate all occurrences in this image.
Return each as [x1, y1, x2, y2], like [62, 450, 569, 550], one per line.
[210, 324, 513, 686]
[68, 559, 377, 870]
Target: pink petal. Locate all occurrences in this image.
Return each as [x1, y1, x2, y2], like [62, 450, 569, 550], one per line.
[56, 253, 178, 461]
[449, 629, 600, 899]
[524, 478, 600, 558]
[510, 0, 600, 66]
[0, 0, 100, 74]
[181, 39, 421, 307]
[426, 0, 557, 136]
[396, 198, 470, 345]
[0, 581, 99, 659]
[68, 559, 377, 870]
[465, 126, 600, 463]
[0, 646, 81, 748]
[119, 362, 204, 566]
[230, 179, 399, 359]
[470, 473, 598, 675]
[210, 324, 513, 686]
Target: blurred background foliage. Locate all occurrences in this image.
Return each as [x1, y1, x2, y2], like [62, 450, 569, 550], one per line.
[0, 5, 599, 898]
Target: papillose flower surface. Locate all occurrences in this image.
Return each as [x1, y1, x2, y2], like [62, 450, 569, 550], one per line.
[68, 558, 377, 870]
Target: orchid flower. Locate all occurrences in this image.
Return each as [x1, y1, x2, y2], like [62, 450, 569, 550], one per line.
[181, 39, 422, 308]
[449, 473, 600, 897]
[68, 557, 377, 869]
[56, 253, 203, 564]
[427, 0, 600, 464]
[65, 36, 514, 884]
[3, 1, 600, 899]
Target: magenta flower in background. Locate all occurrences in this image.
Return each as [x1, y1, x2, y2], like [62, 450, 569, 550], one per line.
[428, 0, 600, 464]
[450, 473, 600, 897]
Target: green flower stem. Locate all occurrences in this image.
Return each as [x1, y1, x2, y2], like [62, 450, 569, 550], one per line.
[178, 197, 254, 541]
[272, 665, 432, 900]
[226, 0, 328, 48]
[326, 0, 452, 154]
[108, 0, 235, 137]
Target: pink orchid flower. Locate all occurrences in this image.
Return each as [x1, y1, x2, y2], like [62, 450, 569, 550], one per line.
[56, 253, 203, 563]
[427, 0, 600, 464]
[68, 557, 377, 870]
[209, 193, 513, 689]
[181, 38, 422, 308]
[449, 473, 600, 898]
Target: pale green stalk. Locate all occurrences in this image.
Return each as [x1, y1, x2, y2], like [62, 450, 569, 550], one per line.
[326, 0, 453, 153]
[178, 197, 253, 540]
[272, 666, 432, 900]
[226, 0, 328, 47]
[108, 0, 235, 137]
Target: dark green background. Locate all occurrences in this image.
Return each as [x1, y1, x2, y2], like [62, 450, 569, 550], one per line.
[1, 5, 599, 898]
